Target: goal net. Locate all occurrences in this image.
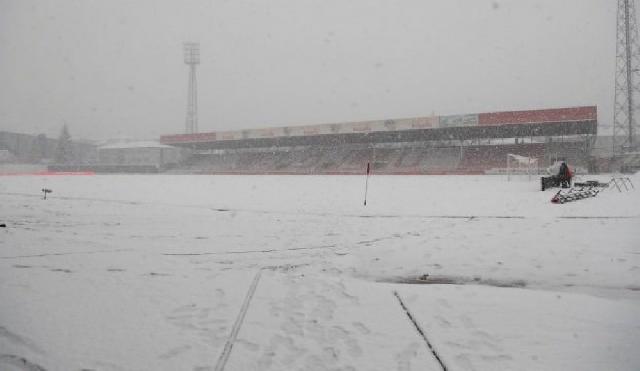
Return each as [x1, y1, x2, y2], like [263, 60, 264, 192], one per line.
[506, 154, 539, 181]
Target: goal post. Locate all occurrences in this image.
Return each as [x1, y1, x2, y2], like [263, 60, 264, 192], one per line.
[507, 153, 539, 181]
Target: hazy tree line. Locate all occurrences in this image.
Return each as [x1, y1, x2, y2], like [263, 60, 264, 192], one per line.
[0, 125, 96, 164]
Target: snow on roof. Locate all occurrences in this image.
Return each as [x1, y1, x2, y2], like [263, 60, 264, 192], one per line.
[98, 141, 175, 150]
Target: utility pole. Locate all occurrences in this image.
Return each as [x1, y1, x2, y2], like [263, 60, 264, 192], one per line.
[184, 42, 200, 134]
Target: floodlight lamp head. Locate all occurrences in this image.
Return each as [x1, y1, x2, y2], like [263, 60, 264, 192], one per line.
[183, 42, 200, 65]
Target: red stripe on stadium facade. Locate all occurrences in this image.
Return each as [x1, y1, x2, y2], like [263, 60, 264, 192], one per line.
[478, 106, 597, 126]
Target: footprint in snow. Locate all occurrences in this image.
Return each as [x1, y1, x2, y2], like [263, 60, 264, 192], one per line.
[158, 344, 191, 360]
[352, 322, 370, 335]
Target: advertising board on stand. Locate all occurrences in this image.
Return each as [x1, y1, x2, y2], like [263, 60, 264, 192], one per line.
[350, 121, 375, 132]
[220, 131, 237, 140]
[392, 116, 440, 131]
[439, 114, 479, 128]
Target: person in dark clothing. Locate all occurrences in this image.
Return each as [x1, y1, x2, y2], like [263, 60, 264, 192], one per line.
[556, 161, 572, 188]
[540, 161, 574, 191]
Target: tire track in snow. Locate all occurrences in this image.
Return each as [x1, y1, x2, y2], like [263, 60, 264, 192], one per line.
[214, 269, 262, 371]
[0, 326, 44, 354]
[0, 354, 47, 371]
[163, 245, 336, 256]
[0, 248, 133, 260]
[393, 291, 448, 371]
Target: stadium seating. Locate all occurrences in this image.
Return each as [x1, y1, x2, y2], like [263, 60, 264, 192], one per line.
[178, 140, 594, 175]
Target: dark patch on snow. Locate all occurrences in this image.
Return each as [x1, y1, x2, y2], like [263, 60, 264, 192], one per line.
[147, 272, 171, 277]
[382, 274, 526, 288]
[50, 268, 72, 273]
[264, 263, 309, 272]
[358, 215, 396, 219]
[557, 216, 640, 219]
[357, 214, 526, 220]
[357, 237, 388, 245]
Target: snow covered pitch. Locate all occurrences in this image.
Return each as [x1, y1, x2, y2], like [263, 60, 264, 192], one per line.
[1, 174, 639, 370]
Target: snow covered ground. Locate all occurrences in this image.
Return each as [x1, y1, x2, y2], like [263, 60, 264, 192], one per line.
[1, 173, 639, 370]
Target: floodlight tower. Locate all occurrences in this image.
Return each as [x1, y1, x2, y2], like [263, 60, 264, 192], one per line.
[613, 0, 640, 153]
[183, 42, 200, 134]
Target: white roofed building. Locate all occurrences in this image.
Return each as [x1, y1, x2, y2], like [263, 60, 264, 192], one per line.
[97, 141, 181, 169]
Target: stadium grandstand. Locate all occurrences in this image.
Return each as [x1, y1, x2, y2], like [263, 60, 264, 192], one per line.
[161, 106, 597, 175]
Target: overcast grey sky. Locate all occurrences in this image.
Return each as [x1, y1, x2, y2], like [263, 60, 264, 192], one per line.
[0, 0, 618, 140]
